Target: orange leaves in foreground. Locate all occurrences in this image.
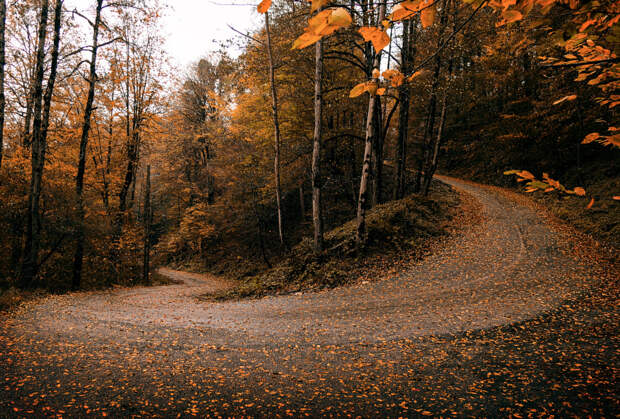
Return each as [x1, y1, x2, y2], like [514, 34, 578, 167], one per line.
[292, 8, 352, 49]
[389, 0, 435, 27]
[256, 0, 271, 13]
[350, 81, 378, 98]
[504, 170, 592, 204]
[582, 131, 620, 148]
[358, 27, 390, 53]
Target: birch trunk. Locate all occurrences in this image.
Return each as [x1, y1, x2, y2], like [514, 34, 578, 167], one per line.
[311, 38, 324, 252]
[356, 0, 386, 248]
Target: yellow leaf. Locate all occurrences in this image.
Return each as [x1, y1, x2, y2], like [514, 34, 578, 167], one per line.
[257, 0, 271, 13]
[358, 27, 390, 52]
[328, 8, 352, 27]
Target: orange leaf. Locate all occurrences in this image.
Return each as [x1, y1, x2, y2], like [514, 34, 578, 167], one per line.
[311, 0, 329, 13]
[613, 196, 620, 201]
[586, 198, 594, 209]
[257, 0, 271, 13]
[573, 187, 586, 196]
[390, 3, 416, 20]
[552, 94, 577, 105]
[407, 69, 426, 81]
[350, 82, 370, 98]
[420, 3, 436, 28]
[358, 27, 390, 52]
[292, 32, 322, 49]
[582, 132, 600, 144]
[328, 8, 352, 27]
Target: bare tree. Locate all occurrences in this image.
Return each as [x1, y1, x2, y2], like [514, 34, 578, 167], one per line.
[72, 0, 105, 290]
[264, 12, 284, 247]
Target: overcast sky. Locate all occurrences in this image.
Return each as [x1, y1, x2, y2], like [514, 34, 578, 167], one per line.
[66, 0, 258, 67]
[162, 0, 258, 66]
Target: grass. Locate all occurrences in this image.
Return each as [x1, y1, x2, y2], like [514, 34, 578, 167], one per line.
[204, 181, 462, 301]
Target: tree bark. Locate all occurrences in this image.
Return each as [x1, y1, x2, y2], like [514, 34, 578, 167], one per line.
[356, 0, 386, 248]
[394, 20, 412, 200]
[422, 92, 447, 195]
[72, 0, 104, 290]
[311, 37, 324, 252]
[0, 0, 6, 170]
[21, 0, 62, 288]
[264, 12, 284, 247]
[299, 180, 305, 220]
[370, 96, 383, 206]
[415, 0, 449, 193]
[143, 165, 151, 284]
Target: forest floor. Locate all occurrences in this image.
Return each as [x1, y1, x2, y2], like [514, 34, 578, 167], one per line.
[0, 178, 617, 417]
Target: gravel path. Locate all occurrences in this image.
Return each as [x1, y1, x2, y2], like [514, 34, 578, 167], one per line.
[0, 178, 615, 417]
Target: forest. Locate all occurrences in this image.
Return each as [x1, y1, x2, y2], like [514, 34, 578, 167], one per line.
[0, 0, 618, 416]
[0, 0, 616, 295]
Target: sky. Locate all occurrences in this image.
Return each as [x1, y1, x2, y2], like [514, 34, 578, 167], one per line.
[66, 0, 259, 68]
[161, 0, 258, 66]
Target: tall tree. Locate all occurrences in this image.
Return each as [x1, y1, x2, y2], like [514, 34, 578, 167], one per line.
[20, 0, 62, 288]
[264, 12, 285, 247]
[356, 0, 386, 248]
[72, 0, 104, 290]
[0, 0, 6, 170]
[143, 164, 151, 284]
[311, 37, 324, 252]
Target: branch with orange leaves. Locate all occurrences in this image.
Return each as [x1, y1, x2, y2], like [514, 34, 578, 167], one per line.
[503, 170, 620, 207]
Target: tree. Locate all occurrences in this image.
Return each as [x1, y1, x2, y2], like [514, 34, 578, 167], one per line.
[262, 11, 285, 247]
[0, 0, 6, 170]
[72, 0, 105, 290]
[20, 0, 62, 288]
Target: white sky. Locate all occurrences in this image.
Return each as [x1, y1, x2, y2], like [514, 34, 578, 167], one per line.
[162, 0, 258, 66]
[66, 0, 259, 67]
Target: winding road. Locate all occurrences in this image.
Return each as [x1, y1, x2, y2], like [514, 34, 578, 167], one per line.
[0, 178, 616, 417]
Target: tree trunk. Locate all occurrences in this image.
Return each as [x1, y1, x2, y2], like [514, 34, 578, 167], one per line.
[415, 0, 449, 193]
[72, 0, 103, 290]
[299, 180, 305, 220]
[311, 38, 324, 252]
[356, 0, 386, 248]
[370, 96, 383, 206]
[264, 12, 284, 247]
[0, 0, 6, 170]
[21, 0, 62, 288]
[143, 165, 151, 284]
[422, 92, 448, 195]
[394, 20, 412, 200]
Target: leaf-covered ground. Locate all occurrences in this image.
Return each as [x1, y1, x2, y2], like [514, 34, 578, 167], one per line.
[0, 178, 617, 417]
